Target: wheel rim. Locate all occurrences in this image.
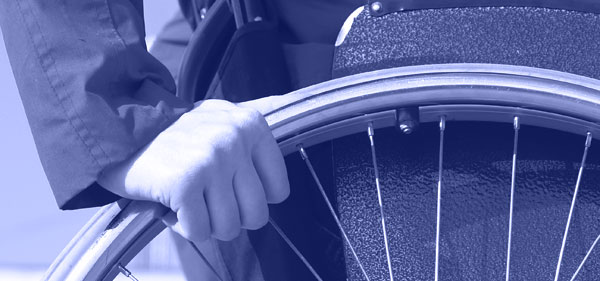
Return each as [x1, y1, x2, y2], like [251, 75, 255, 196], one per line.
[265, 64, 600, 150]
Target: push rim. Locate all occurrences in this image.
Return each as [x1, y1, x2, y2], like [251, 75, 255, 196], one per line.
[43, 64, 600, 281]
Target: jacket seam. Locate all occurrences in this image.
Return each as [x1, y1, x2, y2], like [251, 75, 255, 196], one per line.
[15, 0, 110, 170]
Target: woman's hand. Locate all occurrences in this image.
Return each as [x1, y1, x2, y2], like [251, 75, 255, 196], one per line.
[98, 99, 290, 244]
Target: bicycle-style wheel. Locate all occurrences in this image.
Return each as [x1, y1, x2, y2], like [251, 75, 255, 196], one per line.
[43, 64, 600, 280]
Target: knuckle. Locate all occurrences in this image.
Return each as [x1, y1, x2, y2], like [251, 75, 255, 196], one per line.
[248, 110, 269, 130]
[231, 121, 247, 138]
[235, 108, 265, 128]
[216, 117, 245, 141]
[244, 108, 263, 122]
[210, 140, 230, 158]
[232, 110, 270, 145]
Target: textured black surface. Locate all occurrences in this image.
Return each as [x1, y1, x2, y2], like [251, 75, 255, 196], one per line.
[333, 7, 600, 79]
[366, 0, 600, 17]
[333, 123, 600, 280]
[260, 7, 600, 280]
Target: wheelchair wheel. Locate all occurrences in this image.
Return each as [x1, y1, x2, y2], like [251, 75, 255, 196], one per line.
[43, 64, 600, 280]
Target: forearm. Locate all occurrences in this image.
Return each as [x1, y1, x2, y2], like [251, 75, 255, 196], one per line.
[0, 0, 193, 209]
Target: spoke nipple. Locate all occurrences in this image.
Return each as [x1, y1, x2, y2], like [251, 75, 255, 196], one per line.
[586, 132, 592, 148]
[298, 145, 309, 160]
[368, 122, 375, 136]
[439, 116, 446, 131]
[118, 264, 130, 276]
[118, 264, 139, 280]
[513, 116, 520, 130]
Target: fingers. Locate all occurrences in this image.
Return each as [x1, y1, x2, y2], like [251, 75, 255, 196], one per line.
[233, 161, 269, 230]
[251, 125, 290, 203]
[167, 161, 272, 242]
[232, 105, 290, 204]
[158, 100, 289, 243]
[205, 180, 242, 241]
[163, 199, 211, 244]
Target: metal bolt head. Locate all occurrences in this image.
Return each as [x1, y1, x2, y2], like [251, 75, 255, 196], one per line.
[399, 123, 413, 134]
[371, 1, 382, 12]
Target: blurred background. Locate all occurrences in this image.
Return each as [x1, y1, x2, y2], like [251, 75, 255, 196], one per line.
[0, 2, 184, 280]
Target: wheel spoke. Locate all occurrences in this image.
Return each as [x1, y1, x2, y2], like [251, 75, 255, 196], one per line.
[298, 145, 372, 281]
[269, 218, 324, 281]
[505, 116, 520, 281]
[554, 132, 593, 281]
[367, 122, 395, 281]
[570, 234, 600, 281]
[435, 116, 446, 281]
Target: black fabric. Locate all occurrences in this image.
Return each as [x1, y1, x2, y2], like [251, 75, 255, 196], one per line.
[205, 21, 291, 102]
[177, 0, 364, 94]
[281, 43, 335, 90]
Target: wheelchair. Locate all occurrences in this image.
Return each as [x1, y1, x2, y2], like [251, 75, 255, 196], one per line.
[43, 0, 600, 280]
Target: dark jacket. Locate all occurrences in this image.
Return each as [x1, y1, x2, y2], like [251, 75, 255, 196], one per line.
[0, 0, 360, 209]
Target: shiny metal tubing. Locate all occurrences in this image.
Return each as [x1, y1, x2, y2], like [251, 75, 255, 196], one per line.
[553, 132, 593, 281]
[505, 116, 520, 281]
[117, 265, 139, 281]
[367, 123, 395, 281]
[298, 146, 371, 281]
[269, 218, 323, 281]
[434, 116, 446, 281]
[570, 234, 600, 281]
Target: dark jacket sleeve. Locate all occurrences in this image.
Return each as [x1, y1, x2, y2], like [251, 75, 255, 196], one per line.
[0, 0, 193, 209]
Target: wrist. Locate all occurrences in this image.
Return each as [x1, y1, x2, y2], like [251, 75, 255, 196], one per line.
[97, 147, 160, 204]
